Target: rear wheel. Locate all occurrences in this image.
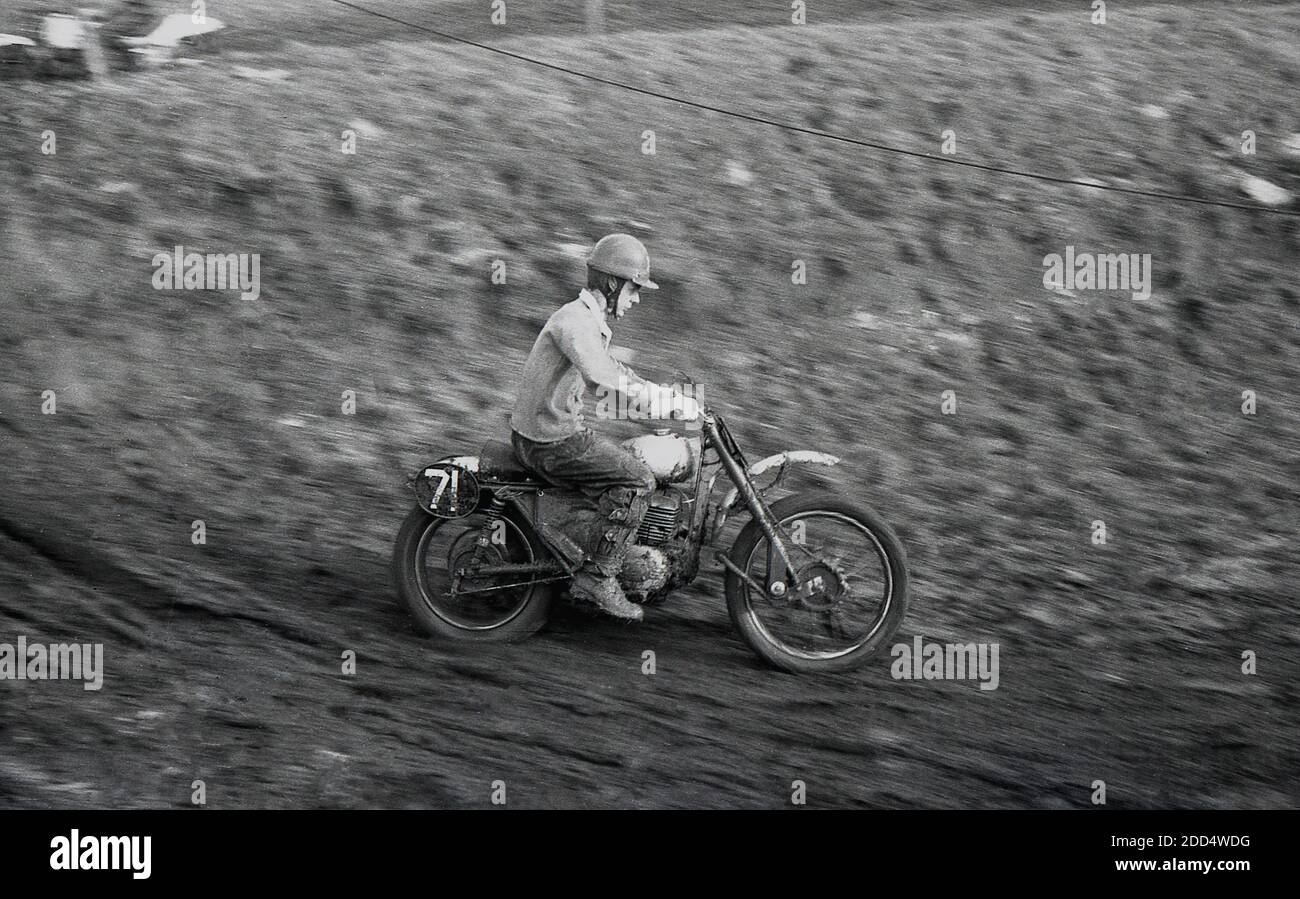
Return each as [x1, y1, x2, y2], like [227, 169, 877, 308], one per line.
[724, 494, 909, 673]
[392, 504, 554, 642]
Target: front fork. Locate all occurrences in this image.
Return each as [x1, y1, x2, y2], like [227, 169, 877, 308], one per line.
[704, 417, 801, 599]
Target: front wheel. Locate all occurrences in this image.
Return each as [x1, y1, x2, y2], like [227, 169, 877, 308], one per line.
[392, 505, 554, 642]
[724, 494, 909, 673]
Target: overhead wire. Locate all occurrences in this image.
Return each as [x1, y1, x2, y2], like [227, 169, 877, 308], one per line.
[326, 0, 1299, 217]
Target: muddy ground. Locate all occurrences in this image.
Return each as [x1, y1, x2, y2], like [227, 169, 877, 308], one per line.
[0, 1, 1297, 808]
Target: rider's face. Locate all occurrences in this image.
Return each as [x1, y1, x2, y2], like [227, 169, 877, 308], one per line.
[614, 281, 641, 318]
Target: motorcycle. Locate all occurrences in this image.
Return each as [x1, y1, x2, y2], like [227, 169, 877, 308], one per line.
[392, 382, 909, 673]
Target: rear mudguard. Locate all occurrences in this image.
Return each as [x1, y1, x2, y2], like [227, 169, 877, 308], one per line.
[705, 450, 840, 544]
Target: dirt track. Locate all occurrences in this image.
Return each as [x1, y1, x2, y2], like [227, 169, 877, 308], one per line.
[1, 2, 1298, 808]
[1, 497, 1295, 808]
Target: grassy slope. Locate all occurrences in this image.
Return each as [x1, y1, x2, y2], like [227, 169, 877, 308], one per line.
[0, 4, 1298, 806]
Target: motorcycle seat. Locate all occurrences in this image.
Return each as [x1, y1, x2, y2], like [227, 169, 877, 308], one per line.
[478, 439, 544, 484]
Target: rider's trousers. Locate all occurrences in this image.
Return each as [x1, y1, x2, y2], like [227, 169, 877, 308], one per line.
[511, 428, 655, 578]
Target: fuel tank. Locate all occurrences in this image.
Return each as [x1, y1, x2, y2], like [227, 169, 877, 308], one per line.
[622, 431, 701, 484]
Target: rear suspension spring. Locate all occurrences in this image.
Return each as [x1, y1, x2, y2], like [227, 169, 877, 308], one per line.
[475, 490, 513, 552]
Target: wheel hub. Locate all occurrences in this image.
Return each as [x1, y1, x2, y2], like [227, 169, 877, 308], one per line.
[792, 562, 844, 611]
[448, 534, 509, 593]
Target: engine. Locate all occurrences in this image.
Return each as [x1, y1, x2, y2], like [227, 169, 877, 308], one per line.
[636, 489, 684, 545]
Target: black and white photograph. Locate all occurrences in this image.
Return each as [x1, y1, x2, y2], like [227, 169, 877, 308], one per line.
[0, 0, 1295, 878]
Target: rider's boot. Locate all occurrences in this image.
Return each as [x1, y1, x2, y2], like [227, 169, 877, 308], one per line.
[569, 566, 643, 621]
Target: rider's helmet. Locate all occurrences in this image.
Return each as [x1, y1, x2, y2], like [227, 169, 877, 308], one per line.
[586, 233, 659, 292]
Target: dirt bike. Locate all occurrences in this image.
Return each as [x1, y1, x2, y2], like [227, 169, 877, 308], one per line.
[392, 382, 909, 673]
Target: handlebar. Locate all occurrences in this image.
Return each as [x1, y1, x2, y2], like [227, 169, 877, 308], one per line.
[666, 375, 706, 422]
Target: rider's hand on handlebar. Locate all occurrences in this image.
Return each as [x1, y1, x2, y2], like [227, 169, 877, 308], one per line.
[669, 393, 702, 422]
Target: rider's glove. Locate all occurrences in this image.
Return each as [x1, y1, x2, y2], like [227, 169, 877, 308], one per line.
[670, 393, 702, 421]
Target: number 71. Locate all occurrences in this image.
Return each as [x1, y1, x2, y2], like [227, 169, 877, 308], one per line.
[425, 467, 459, 510]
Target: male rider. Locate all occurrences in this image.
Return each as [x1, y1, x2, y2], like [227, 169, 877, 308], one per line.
[509, 234, 700, 621]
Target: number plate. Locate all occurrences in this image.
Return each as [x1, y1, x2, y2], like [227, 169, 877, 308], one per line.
[412, 462, 480, 518]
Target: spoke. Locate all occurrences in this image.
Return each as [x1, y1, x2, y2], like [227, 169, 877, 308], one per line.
[827, 606, 856, 639]
[817, 610, 838, 639]
[786, 534, 824, 564]
[837, 564, 887, 588]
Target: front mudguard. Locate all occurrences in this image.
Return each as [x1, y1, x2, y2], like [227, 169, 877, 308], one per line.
[704, 450, 840, 545]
